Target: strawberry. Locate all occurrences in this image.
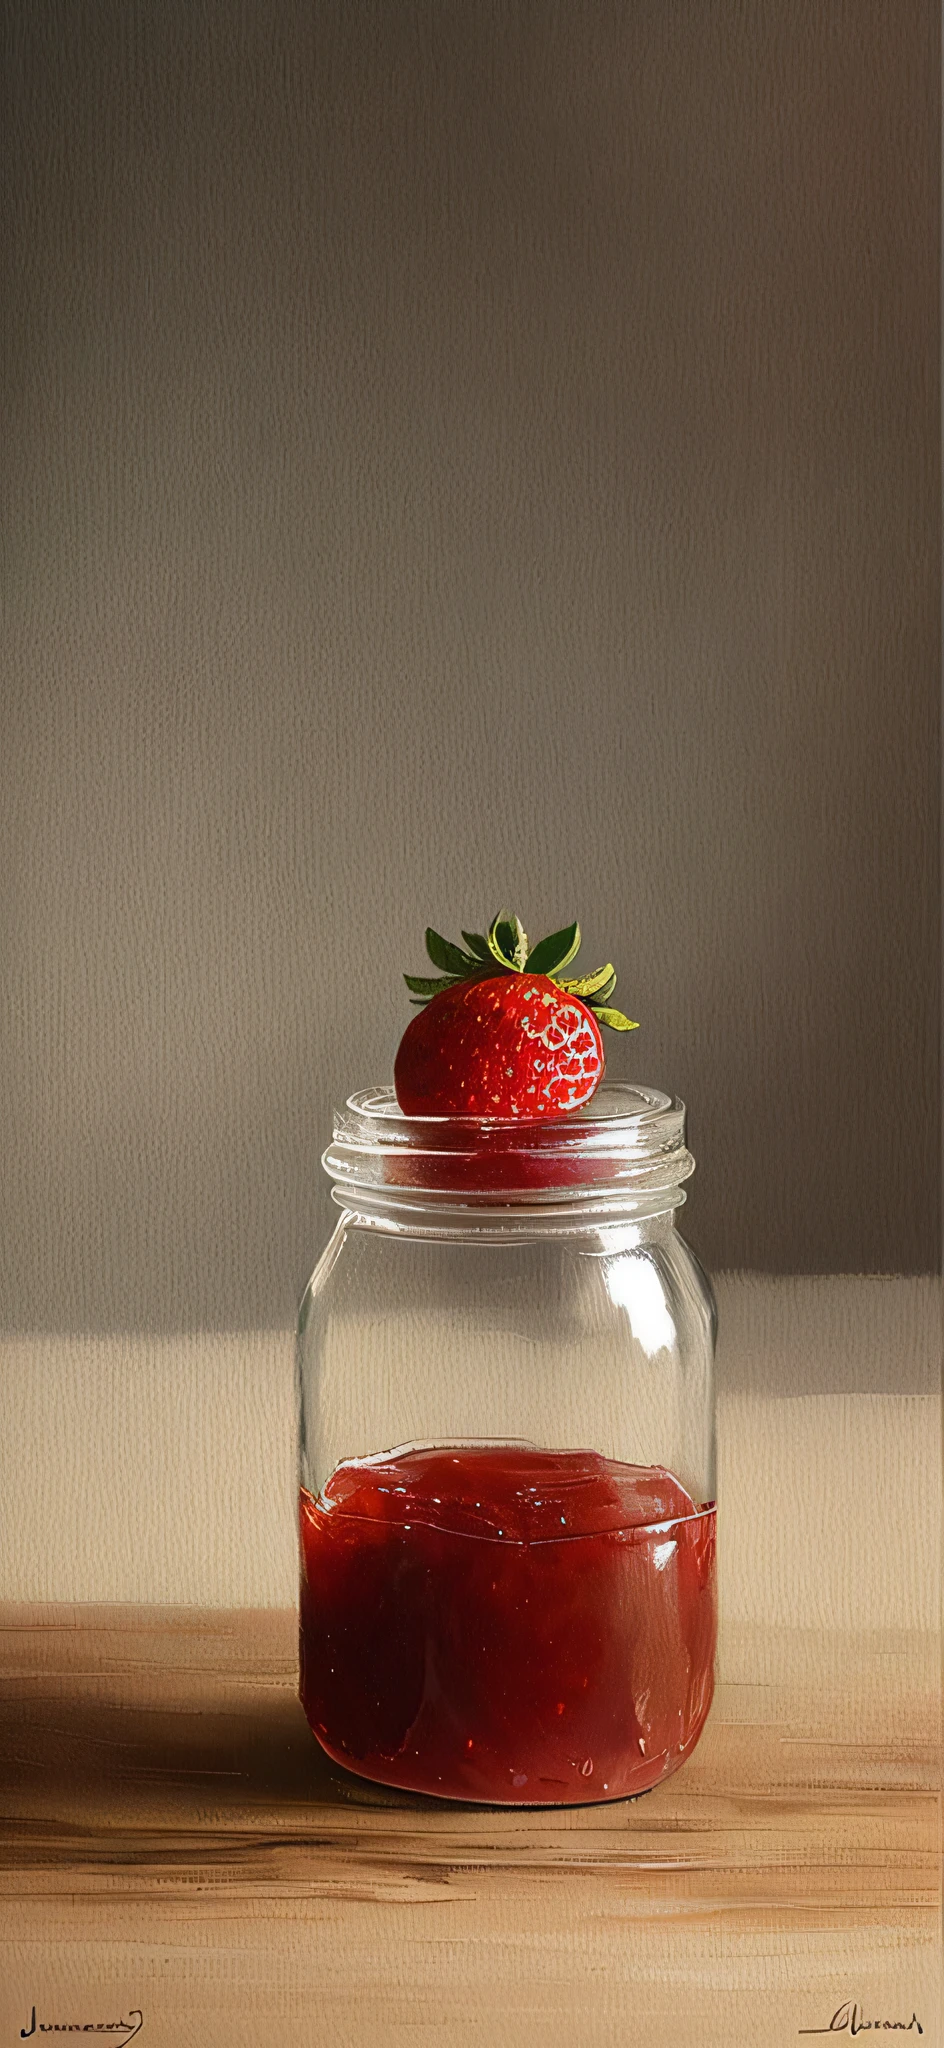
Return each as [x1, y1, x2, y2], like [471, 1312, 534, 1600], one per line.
[394, 911, 638, 1120]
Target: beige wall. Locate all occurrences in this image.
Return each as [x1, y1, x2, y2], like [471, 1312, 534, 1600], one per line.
[0, 1278, 938, 1619]
[2, 2, 939, 1335]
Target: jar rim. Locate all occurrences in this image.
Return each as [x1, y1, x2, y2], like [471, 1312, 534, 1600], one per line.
[323, 1082, 695, 1214]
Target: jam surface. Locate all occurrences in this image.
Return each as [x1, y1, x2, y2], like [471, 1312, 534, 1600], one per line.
[299, 1444, 716, 1805]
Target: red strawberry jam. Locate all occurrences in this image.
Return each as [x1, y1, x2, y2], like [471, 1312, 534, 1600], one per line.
[299, 1444, 716, 1804]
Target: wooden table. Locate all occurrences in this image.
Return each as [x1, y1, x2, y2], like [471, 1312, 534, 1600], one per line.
[0, 1602, 938, 2046]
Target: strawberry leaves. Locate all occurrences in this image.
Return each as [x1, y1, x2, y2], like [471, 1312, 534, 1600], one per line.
[524, 922, 581, 977]
[403, 910, 639, 1036]
[488, 912, 529, 970]
[592, 1005, 639, 1032]
[425, 929, 480, 976]
[557, 962, 615, 1000]
[404, 972, 464, 997]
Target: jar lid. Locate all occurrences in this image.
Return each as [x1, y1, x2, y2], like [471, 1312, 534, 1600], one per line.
[323, 1083, 695, 1219]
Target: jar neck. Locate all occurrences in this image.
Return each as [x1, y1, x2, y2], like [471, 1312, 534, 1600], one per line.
[323, 1082, 696, 1240]
[330, 1186, 687, 1244]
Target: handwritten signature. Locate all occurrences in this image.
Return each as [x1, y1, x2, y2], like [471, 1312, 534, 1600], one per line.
[20, 2011, 142, 2040]
[800, 2003, 923, 2036]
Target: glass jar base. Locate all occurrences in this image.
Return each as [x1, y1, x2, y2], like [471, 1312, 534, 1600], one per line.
[302, 1707, 714, 1808]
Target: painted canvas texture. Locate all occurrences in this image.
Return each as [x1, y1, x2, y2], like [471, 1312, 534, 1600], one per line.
[1, 3, 939, 2042]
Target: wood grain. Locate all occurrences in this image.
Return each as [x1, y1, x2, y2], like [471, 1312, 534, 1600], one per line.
[0, 1604, 938, 2046]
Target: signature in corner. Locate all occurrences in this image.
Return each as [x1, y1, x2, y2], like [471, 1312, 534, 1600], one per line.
[800, 2002, 923, 2036]
[20, 2010, 142, 2040]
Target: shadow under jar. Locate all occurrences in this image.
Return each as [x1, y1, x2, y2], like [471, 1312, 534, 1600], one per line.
[297, 1083, 717, 1807]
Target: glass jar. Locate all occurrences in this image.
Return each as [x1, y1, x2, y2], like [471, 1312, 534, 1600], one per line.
[296, 1081, 717, 1807]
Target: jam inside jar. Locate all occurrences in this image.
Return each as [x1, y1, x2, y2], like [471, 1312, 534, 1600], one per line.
[299, 1442, 715, 1803]
[297, 1085, 717, 1806]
